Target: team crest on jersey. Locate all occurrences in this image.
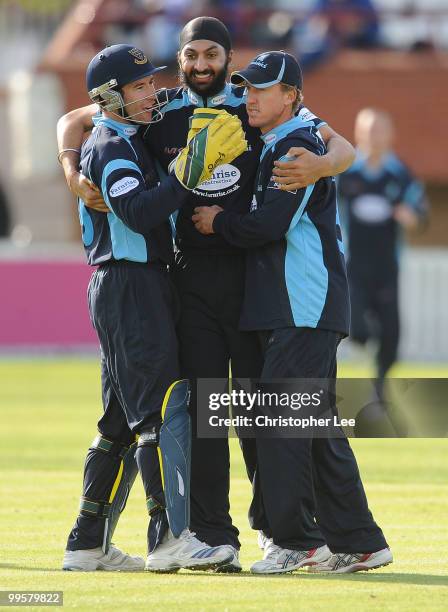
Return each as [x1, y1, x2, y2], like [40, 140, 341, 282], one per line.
[129, 48, 148, 64]
[264, 133, 277, 145]
[124, 126, 138, 136]
[250, 195, 257, 211]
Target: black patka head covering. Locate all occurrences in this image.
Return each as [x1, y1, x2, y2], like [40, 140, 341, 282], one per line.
[179, 16, 231, 52]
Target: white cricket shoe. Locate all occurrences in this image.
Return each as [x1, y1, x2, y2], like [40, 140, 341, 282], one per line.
[213, 545, 242, 573]
[145, 529, 233, 573]
[251, 542, 331, 575]
[62, 545, 144, 571]
[257, 531, 273, 551]
[309, 547, 393, 574]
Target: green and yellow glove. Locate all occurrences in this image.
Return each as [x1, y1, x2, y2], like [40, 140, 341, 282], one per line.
[186, 108, 224, 143]
[174, 111, 247, 191]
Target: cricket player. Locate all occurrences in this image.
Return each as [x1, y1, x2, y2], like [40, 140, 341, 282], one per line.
[62, 44, 246, 572]
[193, 51, 392, 574]
[338, 108, 427, 401]
[57, 17, 355, 571]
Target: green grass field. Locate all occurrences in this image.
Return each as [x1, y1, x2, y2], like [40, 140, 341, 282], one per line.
[0, 359, 447, 611]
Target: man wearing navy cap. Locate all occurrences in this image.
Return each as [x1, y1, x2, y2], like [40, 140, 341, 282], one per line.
[193, 51, 392, 574]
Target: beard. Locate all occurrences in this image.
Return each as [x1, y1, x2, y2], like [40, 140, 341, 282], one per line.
[179, 59, 230, 98]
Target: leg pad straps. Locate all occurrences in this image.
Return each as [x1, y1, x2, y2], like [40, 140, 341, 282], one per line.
[90, 435, 130, 459]
[146, 495, 165, 516]
[79, 497, 111, 519]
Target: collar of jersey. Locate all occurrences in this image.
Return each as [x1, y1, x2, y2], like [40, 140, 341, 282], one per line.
[93, 114, 141, 139]
[186, 82, 231, 107]
[260, 115, 314, 160]
[351, 149, 395, 179]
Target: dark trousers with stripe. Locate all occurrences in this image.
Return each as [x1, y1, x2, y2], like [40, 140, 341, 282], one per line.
[349, 267, 400, 396]
[172, 250, 264, 548]
[67, 262, 178, 551]
[249, 327, 388, 553]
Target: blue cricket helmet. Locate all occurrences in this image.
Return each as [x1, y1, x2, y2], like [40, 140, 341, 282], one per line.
[86, 44, 166, 94]
[86, 44, 167, 123]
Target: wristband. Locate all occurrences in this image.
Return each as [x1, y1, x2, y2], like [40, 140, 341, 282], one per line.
[57, 148, 81, 164]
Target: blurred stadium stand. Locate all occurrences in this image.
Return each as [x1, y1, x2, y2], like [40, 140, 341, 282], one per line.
[0, 1, 72, 87]
[0, 0, 447, 359]
[37, 0, 448, 241]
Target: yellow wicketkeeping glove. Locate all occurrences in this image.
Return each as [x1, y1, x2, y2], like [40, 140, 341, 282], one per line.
[186, 108, 224, 143]
[174, 111, 247, 190]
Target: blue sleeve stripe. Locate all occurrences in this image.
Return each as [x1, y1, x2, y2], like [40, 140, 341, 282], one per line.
[286, 184, 315, 235]
[78, 200, 94, 247]
[100, 159, 147, 262]
[285, 211, 328, 327]
[403, 181, 424, 209]
[385, 153, 406, 178]
[101, 159, 143, 211]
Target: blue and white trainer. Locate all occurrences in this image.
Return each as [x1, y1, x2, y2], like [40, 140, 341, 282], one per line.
[63, 545, 144, 571]
[145, 529, 233, 573]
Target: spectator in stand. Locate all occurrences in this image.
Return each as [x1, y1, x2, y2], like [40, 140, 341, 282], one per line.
[294, 0, 380, 71]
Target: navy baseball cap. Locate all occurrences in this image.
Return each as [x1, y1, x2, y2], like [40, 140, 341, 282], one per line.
[230, 51, 302, 90]
[86, 44, 166, 94]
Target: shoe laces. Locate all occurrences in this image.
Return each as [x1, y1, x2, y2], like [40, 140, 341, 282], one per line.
[263, 542, 282, 561]
[106, 545, 122, 559]
[179, 529, 204, 545]
[327, 552, 364, 569]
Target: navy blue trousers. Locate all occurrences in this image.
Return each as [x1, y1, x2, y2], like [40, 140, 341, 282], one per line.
[172, 250, 263, 549]
[67, 262, 178, 551]
[249, 327, 388, 553]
